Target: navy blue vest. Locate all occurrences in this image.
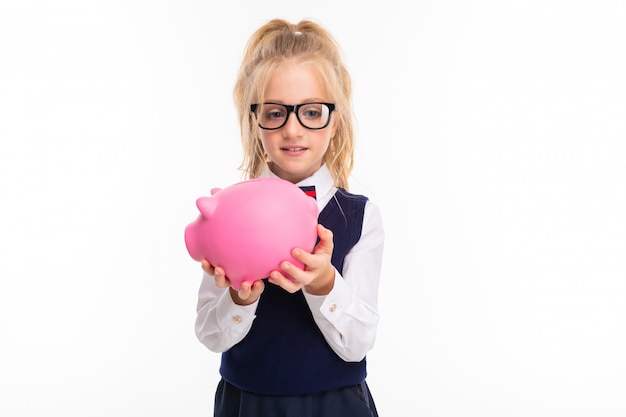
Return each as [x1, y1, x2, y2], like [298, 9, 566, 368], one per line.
[220, 188, 369, 395]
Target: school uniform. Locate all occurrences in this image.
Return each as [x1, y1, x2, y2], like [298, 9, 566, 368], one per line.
[195, 165, 385, 417]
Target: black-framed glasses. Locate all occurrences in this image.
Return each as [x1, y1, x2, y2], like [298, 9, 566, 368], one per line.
[250, 102, 336, 130]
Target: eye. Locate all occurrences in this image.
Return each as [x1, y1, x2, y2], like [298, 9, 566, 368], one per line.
[263, 107, 286, 120]
[302, 109, 321, 118]
[300, 104, 323, 119]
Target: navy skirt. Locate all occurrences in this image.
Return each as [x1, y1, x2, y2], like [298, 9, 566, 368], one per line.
[214, 378, 379, 417]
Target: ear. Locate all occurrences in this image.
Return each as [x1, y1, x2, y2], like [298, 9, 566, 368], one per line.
[196, 196, 217, 218]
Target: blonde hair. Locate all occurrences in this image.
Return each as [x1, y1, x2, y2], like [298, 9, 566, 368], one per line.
[233, 19, 355, 190]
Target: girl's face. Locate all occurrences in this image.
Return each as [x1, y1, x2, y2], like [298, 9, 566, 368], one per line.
[258, 59, 337, 184]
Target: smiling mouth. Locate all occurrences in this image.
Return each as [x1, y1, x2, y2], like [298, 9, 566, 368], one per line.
[282, 147, 307, 151]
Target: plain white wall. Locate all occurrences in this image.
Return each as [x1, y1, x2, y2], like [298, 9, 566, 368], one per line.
[1, 1, 625, 416]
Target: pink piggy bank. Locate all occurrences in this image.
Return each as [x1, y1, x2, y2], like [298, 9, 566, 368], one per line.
[184, 177, 319, 290]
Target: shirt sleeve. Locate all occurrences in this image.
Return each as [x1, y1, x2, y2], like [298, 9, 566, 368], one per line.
[194, 272, 259, 352]
[302, 200, 385, 362]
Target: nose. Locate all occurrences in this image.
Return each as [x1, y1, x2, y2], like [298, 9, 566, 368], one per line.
[282, 111, 303, 137]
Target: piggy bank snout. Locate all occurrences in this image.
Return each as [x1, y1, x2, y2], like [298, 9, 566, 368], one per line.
[184, 220, 204, 262]
[184, 196, 218, 262]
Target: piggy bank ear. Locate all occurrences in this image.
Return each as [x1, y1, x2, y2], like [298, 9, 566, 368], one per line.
[196, 196, 217, 218]
[210, 188, 222, 196]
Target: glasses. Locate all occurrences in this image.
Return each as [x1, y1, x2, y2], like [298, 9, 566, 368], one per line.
[250, 102, 336, 130]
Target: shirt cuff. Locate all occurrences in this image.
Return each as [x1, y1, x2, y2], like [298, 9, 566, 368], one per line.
[303, 268, 351, 321]
[216, 289, 258, 331]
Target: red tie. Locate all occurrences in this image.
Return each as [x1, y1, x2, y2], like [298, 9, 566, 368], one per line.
[299, 185, 316, 200]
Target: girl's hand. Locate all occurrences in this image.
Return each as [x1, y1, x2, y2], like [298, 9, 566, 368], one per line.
[201, 259, 265, 305]
[268, 224, 335, 295]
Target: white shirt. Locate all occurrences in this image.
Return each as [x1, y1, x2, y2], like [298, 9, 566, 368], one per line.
[195, 165, 385, 362]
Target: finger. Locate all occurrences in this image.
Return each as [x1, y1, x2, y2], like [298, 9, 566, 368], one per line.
[213, 266, 230, 288]
[317, 223, 333, 237]
[250, 279, 265, 295]
[269, 270, 301, 293]
[238, 281, 252, 299]
[289, 248, 308, 265]
[290, 247, 324, 272]
[315, 224, 334, 255]
[280, 260, 307, 282]
[243, 279, 265, 299]
[201, 259, 214, 275]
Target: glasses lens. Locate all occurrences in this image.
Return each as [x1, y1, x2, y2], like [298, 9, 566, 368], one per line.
[297, 103, 330, 129]
[257, 104, 288, 129]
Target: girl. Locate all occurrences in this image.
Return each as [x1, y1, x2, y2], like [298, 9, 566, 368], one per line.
[195, 18, 385, 417]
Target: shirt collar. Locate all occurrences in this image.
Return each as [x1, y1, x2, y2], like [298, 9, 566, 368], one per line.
[261, 164, 335, 202]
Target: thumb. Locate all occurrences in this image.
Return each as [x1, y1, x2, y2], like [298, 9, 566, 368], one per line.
[315, 224, 334, 255]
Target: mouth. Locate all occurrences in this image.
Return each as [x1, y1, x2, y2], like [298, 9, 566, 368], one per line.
[281, 147, 307, 151]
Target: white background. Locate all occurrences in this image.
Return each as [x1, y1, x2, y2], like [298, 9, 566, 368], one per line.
[1, 1, 625, 416]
